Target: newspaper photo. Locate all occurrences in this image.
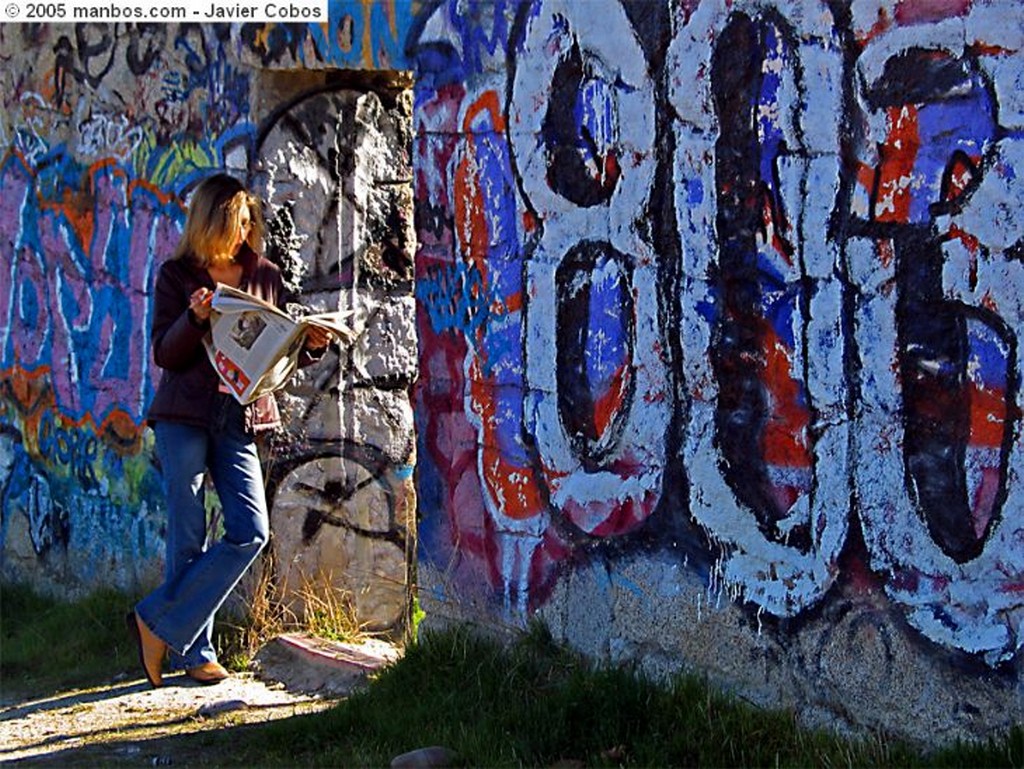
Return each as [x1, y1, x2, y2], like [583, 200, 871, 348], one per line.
[203, 283, 355, 404]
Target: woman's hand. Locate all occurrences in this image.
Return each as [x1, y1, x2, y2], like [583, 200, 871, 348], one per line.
[189, 288, 214, 322]
[304, 325, 331, 351]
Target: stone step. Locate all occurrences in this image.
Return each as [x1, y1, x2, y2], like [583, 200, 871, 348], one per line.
[254, 632, 402, 697]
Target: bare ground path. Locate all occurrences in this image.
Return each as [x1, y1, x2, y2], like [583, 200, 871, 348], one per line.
[0, 671, 337, 765]
[0, 634, 398, 766]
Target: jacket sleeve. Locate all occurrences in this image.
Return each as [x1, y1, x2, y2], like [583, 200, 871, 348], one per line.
[151, 262, 210, 371]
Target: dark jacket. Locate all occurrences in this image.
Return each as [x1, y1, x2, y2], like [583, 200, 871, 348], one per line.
[145, 246, 286, 434]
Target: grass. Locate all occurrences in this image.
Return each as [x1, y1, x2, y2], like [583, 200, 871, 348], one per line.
[0, 582, 140, 697]
[216, 557, 373, 670]
[2, 582, 1021, 767]
[221, 622, 1022, 768]
[0, 581, 260, 697]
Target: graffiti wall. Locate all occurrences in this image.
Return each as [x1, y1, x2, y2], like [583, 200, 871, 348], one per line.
[1, 0, 1021, 747]
[0, 8, 417, 630]
[408, 0, 1023, 745]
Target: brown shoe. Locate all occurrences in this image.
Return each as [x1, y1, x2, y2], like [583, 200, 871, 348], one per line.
[186, 661, 230, 684]
[127, 611, 166, 688]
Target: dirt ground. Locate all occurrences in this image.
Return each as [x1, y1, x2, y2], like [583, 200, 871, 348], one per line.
[0, 635, 398, 766]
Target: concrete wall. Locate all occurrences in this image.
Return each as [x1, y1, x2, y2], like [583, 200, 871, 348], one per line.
[1, 0, 1021, 748]
[0, 16, 417, 632]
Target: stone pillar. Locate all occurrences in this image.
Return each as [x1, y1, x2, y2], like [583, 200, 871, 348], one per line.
[253, 83, 416, 637]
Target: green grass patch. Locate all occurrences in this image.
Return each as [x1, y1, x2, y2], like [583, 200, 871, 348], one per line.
[1, 581, 139, 696]
[2, 583, 1021, 768]
[219, 622, 1022, 768]
[0, 581, 252, 696]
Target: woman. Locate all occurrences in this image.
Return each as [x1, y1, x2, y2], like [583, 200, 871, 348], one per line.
[130, 173, 329, 687]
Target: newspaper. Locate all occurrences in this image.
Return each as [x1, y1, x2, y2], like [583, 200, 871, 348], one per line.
[203, 283, 355, 405]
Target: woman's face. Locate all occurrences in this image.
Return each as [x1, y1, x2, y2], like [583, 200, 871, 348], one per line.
[231, 201, 252, 256]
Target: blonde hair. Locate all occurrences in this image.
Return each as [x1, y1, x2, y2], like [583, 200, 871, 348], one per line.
[174, 173, 265, 266]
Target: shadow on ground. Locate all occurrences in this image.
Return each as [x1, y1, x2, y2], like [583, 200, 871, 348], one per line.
[1, 634, 399, 765]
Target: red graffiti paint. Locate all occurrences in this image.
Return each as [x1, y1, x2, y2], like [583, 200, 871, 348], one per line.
[760, 323, 811, 470]
[471, 363, 545, 521]
[563, 489, 656, 538]
[592, 361, 629, 440]
[875, 105, 920, 223]
[895, 0, 971, 26]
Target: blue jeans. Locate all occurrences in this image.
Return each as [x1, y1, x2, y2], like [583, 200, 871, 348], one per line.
[136, 398, 269, 670]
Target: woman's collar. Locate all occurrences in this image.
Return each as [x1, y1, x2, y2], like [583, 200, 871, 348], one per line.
[234, 244, 258, 272]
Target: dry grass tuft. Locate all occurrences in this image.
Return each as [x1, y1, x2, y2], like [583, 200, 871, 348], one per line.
[293, 568, 369, 643]
[217, 550, 370, 669]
